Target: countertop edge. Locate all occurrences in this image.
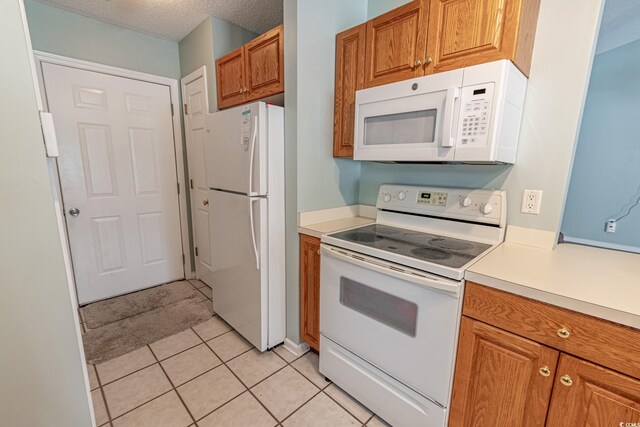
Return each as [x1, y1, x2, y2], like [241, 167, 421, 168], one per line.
[464, 270, 640, 330]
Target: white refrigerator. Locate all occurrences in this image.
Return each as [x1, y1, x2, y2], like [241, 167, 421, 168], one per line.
[204, 102, 285, 351]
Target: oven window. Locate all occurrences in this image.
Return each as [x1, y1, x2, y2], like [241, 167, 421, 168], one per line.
[364, 109, 437, 146]
[339, 277, 418, 337]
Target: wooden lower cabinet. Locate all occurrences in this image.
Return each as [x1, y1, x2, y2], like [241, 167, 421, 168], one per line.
[450, 282, 640, 426]
[449, 316, 558, 427]
[299, 234, 321, 351]
[546, 355, 640, 427]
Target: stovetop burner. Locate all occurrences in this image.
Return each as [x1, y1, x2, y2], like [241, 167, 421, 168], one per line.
[342, 231, 383, 243]
[410, 247, 452, 261]
[328, 224, 491, 269]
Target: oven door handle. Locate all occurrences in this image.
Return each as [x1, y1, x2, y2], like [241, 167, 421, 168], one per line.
[320, 245, 461, 297]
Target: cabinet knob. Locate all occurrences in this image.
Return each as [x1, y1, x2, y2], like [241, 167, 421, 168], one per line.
[557, 327, 570, 339]
[423, 56, 433, 65]
[413, 59, 422, 68]
[538, 366, 551, 377]
[317, 250, 320, 255]
[560, 375, 573, 387]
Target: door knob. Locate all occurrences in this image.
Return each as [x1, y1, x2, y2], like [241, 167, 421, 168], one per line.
[202, 199, 209, 206]
[68, 208, 80, 217]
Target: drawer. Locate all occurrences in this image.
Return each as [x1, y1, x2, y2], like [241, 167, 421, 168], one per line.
[463, 282, 640, 379]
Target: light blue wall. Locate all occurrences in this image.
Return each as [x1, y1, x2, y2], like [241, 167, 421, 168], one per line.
[179, 16, 257, 112]
[561, 39, 640, 249]
[296, 1, 367, 212]
[1, 1, 92, 424]
[285, 0, 367, 344]
[367, 0, 412, 18]
[24, 0, 180, 79]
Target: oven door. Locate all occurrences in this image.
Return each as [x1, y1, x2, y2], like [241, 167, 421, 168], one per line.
[354, 69, 463, 162]
[319, 244, 463, 407]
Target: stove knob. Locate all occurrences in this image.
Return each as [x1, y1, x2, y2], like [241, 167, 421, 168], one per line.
[398, 191, 406, 201]
[461, 196, 472, 207]
[480, 203, 493, 214]
[383, 193, 392, 202]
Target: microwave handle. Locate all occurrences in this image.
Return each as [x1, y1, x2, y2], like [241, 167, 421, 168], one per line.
[441, 87, 460, 148]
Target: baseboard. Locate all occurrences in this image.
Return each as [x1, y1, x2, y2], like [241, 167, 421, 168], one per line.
[283, 338, 310, 357]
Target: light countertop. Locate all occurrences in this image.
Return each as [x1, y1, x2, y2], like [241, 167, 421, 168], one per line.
[466, 242, 640, 329]
[298, 216, 375, 239]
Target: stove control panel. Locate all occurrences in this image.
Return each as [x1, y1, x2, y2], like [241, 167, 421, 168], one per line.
[377, 184, 506, 226]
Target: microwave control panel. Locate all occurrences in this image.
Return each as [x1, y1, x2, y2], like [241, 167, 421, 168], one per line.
[458, 83, 495, 147]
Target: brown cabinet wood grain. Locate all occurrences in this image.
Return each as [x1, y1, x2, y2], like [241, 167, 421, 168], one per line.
[215, 25, 284, 109]
[364, 0, 429, 88]
[449, 316, 559, 427]
[426, 0, 541, 76]
[333, 24, 366, 158]
[452, 281, 640, 426]
[546, 354, 640, 426]
[245, 25, 284, 101]
[216, 47, 247, 109]
[299, 234, 321, 351]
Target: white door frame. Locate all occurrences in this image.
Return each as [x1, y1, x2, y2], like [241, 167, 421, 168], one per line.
[33, 50, 194, 290]
[180, 66, 209, 279]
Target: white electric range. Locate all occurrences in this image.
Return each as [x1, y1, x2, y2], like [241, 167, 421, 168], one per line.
[319, 184, 507, 427]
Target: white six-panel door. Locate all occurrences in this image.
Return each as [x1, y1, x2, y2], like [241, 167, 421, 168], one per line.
[42, 62, 184, 304]
[183, 72, 213, 285]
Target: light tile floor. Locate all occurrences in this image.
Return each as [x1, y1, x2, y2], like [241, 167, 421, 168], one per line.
[87, 279, 390, 427]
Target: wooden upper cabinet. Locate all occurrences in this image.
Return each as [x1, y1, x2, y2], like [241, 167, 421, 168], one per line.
[364, 0, 429, 88]
[245, 24, 284, 101]
[299, 234, 321, 351]
[216, 47, 247, 109]
[215, 25, 284, 109]
[426, 0, 541, 76]
[449, 316, 559, 427]
[546, 354, 640, 426]
[333, 24, 366, 158]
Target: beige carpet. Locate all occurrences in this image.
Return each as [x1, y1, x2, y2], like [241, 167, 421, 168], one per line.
[81, 281, 213, 364]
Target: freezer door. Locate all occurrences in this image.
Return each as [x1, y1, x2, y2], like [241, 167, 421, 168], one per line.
[205, 102, 267, 196]
[210, 189, 268, 349]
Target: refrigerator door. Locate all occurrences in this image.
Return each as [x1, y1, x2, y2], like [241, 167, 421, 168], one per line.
[210, 189, 269, 350]
[205, 102, 267, 196]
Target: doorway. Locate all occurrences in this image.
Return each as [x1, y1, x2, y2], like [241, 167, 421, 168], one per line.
[36, 52, 192, 305]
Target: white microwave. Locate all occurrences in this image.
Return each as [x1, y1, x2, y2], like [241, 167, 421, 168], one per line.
[353, 60, 527, 163]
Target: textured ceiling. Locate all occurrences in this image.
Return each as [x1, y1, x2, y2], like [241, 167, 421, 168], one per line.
[595, 0, 640, 54]
[33, 0, 283, 42]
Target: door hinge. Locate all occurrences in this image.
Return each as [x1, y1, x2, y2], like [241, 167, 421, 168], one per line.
[190, 179, 194, 189]
[177, 182, 180, 194]
[195, 247, 199, 257]
[184, 103, 188, 115]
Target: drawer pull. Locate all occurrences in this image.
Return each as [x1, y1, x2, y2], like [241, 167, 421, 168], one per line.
[557, 327, 570, 339]
[539, 366, 551, 377]
[560, 375, 573, 386]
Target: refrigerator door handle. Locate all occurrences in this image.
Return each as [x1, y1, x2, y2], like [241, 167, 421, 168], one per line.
[248, 115, 258, 196]
[248, 198, 260, 270]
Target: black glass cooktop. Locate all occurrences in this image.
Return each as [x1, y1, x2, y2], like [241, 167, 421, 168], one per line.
[329, 224, 491, 269]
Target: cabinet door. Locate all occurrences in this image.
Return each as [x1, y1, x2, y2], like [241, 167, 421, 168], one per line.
[299, 234, 321, 351]
[216, 47, 247, 109]
[245, 25, 284, 101]
[546, 354, 640, 426]
[449, 316, 559, 427]
[426, 0, 540, 76]
[333, 24, 366, 158]
[364, 0, 429, 88]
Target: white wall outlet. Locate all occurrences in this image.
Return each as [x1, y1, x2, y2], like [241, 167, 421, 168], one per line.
[521, 189, 543, 214]
[605, 219, 617, 233]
